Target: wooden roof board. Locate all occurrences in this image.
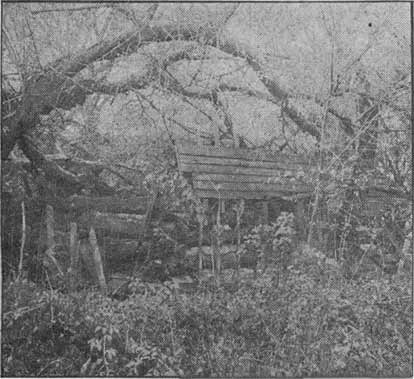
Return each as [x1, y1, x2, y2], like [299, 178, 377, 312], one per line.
[178, 144, 308, 164]
[179, 163, 285, 177]
[194, 189, 290, 200]
[194, 180, 312, 194]
[195, 173, 295, 184]
[179, 155, 304, 171]
[176, 143, 313, 200]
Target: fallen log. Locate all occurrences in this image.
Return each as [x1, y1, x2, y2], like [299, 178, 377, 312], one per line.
[102, 237, 141, 261]
[68, 194, 149, 215]
[185, 245, 258, 270]
[78, 212, 146, 238]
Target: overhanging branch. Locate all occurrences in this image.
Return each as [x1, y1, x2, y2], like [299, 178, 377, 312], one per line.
[3, 13, 336, 159]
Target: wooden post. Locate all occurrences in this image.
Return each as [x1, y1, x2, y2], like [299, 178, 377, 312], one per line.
[17, 201, 26, 280]
[46, 205, 55, 251]
[214, 125, 220, 146]
[45, 205, 63, 276]
[196, 124, 201, 145]
[215, 199, 224, 284]
[221, 199, 226, 213]
[68, 222, 79, 291]
[262, 199, 269, 224]
[89, 227, 107, 294]
[233, 199, 245, 282]
[198, 220, 204, 272]
[233, 133, 240, 148]
[196, 200, 207, 273]
[295, 198, 306, 239]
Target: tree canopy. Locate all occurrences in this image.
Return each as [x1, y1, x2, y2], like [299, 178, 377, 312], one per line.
[3, 4, 410, 169]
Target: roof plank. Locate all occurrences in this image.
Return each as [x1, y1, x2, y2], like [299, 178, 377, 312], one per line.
[180, 163, 292, 177]
[178, 144, 308, 164]
[179, 155, 305, 171]
[176, 143, 314, 200]
[193, 180, 312, 194]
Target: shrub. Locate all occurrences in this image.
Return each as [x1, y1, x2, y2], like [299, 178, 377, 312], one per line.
[2, 245, 412, 377]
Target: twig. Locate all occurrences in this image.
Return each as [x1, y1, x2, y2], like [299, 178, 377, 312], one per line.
[31, 6, 103, 14]
[17, 201, 26, 280]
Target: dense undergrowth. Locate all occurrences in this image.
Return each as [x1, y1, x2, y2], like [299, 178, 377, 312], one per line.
[3, 245, 412, 377]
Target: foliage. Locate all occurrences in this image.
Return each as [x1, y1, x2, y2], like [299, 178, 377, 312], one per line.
[3, 242, 411, 377]
[1, 4, 412, 377]
[241, 212, 296, 276]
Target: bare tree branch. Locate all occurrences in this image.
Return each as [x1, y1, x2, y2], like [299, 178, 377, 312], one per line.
[31, 6, 104, 15]
[2, 11, 329, 160]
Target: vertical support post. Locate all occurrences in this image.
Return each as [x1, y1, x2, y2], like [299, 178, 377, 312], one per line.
[68, 222, 79, 292]
[46, 205, 55, 252]
[89, 227, 107, 294]
[233, 133, 240, 148]
[213, 199, 223, 285]
[295, 198, 306, 239]
[196, 123, 201, 145]
[198, 221, 204, 272]
[17, 201, 26, 280]
[233, 199, 245, 282]
[45, 205, 63, 276]
[221, 199, 226, 213]
[217, 199, 224, 276]
[196, 199, 207, 274]
[262, 198, 269, 224]
[214, 125, 220, 146]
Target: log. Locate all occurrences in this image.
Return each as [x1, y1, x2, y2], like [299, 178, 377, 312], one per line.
[78, 212, 146, 237]
[185, 245, 258, 270]
[102, 237, 140, 261]
[68, 195, 149, 214]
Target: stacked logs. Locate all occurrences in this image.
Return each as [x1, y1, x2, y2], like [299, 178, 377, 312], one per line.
[40, 193, 152, 293]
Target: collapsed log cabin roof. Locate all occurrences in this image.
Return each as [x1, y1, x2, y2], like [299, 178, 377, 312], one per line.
[176, 143, 412, 203]
[177, 143, 313, 200]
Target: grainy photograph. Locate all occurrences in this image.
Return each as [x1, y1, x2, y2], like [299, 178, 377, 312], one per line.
[1, 2, 412, 377]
